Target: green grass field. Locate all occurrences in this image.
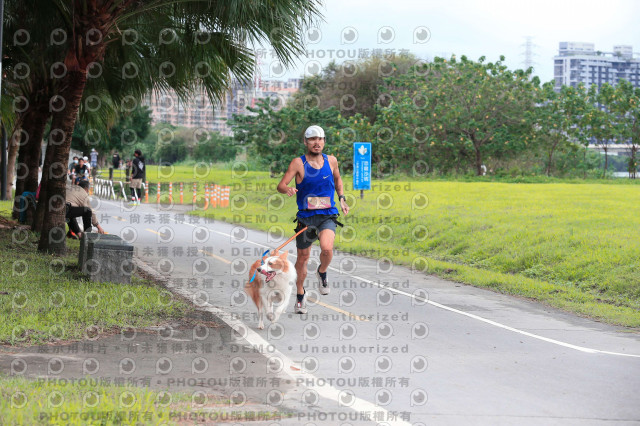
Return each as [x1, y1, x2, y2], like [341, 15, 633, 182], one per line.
[161, 166, 640, 327]
[0, 375, 230, 426]
[105, 163, 262, 186]
[0, 201, 194, 345]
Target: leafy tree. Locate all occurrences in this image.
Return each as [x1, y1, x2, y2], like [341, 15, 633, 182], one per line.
[133, 123, 169, 164]
[328, 113, 378, 175]
[23, 0, 322, 254]
[192, 132, 237, 163]
[432, 56, 536, 175]
[380, 55, 537, 175]
[608, 80, 640, 178]
[531, 82, 589, 176]
[156, 140, 188, 164]
[136, 122, 237, 165]
[108, 106, 152, 158]
[584, 83, 618, 178]
[231, 98, 341, 175]
[69, 106, 152, 164]
[290, 54, 418, 124]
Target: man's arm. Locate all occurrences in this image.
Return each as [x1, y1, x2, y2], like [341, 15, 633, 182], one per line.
[277, 158, 302, 197]
[330, 156, 349, 215]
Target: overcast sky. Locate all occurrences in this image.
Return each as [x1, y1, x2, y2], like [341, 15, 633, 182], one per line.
[260, 0, 640, 84]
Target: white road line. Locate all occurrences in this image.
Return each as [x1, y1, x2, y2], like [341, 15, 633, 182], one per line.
[100, 202, 640, 358]
[340, 272, 640, 358]
[192, 221, 640, 358]
[134, 259, 411, 426]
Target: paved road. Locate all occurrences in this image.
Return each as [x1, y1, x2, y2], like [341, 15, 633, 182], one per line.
[93, 199, 640, 425]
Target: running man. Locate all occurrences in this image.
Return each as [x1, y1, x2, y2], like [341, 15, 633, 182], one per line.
[277, 125, 350, 313]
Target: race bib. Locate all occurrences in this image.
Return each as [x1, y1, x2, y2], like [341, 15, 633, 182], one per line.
[307, 196, 331, 210]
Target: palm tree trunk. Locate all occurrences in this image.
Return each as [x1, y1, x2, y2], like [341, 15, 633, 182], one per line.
[5, 124, 22, 200]
[11, 126, 26, 220]
[33, 150, 51, 233]
[38, 70, 88, 254]
[12, 107, 51, 220]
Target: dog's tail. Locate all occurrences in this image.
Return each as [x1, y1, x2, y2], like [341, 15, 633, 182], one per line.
[245, 260, 263, 310]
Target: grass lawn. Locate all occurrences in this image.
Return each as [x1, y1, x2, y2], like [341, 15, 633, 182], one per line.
[176, 168, 640, 328]
[0, 200, 194, 346]
[0, 375, 236, 426]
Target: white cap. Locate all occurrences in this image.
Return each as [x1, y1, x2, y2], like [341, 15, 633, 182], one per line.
[83, 156, 88, 161]
[304, 125, 325, 139]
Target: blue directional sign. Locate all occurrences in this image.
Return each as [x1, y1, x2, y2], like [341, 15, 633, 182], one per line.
[353, 142, 371, 190]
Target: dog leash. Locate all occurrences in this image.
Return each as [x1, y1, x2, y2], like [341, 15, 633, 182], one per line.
[248, 226, 308, 284]
[273, 226, 308, 254]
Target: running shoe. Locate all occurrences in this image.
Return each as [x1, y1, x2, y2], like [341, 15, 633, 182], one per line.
[317, 267, 330, 295]
[295, 291, 307, 314]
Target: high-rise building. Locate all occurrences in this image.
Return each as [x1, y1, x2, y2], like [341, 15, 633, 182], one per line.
[553, 42, 640, 91]
[143, 78, 301, 136]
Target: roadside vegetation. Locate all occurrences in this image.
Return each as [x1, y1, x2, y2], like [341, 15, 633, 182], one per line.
[0, 375, 233, 426]
[0, 201, 194, 346]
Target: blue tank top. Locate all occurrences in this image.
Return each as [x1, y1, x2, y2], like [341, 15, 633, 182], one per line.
[296, 154, 339, 218]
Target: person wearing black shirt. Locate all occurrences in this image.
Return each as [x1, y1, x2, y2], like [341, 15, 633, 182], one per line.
[74, 157, 89, 184]
[130, 149, 145, 204]
[110, 152, 120, 180]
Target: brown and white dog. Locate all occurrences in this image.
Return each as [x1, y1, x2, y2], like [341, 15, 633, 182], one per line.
[244, 251, 296, 329]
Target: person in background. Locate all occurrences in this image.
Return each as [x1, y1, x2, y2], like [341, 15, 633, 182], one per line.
[83, 156, 91, 176]
[74, 157, 89, 184]
[110, 151, 121, 180]
[129, 149, 145, 204]
[65, 180, 105, 239]
[68, 156, 79, 181]
[90, 148, 99, 178]
[125, 158, 132, 182]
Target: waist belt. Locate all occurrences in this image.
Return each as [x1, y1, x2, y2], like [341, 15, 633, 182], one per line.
[293, 216, 344, 228]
